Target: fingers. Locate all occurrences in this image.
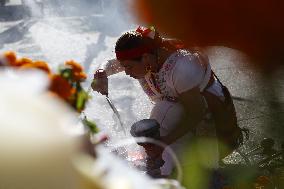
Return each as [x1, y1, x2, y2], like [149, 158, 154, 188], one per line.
[91, 80, 107, 95]
[91, 70, 108, 95]
[94, 69, 107, 79]
[91, 80, 97, 91]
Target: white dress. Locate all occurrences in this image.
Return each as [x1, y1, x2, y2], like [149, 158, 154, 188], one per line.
[101, 49, 222, 175]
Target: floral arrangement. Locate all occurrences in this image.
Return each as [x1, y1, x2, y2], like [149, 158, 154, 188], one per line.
[0, 51, 97, 134]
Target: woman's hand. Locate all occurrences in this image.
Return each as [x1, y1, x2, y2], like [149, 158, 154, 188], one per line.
[91, 69, 108, 95]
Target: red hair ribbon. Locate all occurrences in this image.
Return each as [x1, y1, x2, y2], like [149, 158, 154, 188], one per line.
[136, 26, 156, 39]
[136, 26, 153, 37]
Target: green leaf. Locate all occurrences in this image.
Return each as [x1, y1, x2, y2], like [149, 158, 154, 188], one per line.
[82, 117, 98, 134]
[76, 90, 89, 111]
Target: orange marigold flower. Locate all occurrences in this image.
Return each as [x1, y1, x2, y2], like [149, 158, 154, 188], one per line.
[65, 60, 83, 72]
[19, 63, 34, 69]
[4, 51, 17, 66]
[33, 60, 51, 74]
[49, 74, 75, 101]
[14, 57, 33, 67]
[20, 61, 51, 76]
[74, 71, 87, 81]
[65, 60, 87, 81]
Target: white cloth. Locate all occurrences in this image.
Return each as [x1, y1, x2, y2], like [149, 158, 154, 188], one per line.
[150, 100, 219, 176]
[100, 51, 224, 99]
[139, 50, 224, 103]
[150, 100, 190, 175]
[147, 50, 222, 175]
[169, 53, 204, 93]
[102, 50, 222, 175]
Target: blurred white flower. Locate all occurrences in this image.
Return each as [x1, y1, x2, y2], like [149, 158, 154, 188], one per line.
[0, 70, 184, 189]
[0, 69, 49, 95]
[0, 70, 83, 189]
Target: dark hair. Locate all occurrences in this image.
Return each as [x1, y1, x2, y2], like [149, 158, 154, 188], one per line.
[115, 31, 161, 61]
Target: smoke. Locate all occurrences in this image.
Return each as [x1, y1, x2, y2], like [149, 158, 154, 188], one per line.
[0, 0, 153, 153]
[22, 0, 137, 68]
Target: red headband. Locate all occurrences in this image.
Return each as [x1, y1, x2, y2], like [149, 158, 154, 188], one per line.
[115, 45, 155, 61]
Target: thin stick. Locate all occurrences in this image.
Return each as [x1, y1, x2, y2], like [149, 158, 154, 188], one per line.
[86, 86, 127, 135]
[105, 94, 127, 135]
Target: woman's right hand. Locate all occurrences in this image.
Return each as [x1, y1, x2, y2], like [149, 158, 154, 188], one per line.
[91, 69, 108, 95]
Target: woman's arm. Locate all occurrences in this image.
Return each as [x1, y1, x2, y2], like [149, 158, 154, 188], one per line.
[99, 59, 125, 76]
[91, 59, 125, 95]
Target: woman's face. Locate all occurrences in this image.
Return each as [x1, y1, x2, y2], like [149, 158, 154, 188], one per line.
[120, 53, 157, 79]
[120, 59, 148, 79]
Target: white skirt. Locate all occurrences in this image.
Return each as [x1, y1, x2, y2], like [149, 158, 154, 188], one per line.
[150, 100, 219, 176]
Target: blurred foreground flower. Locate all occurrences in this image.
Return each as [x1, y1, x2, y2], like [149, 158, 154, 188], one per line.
[0, 51, 17, 66]
[0, 70, 185, 189]
[132, 0, 284, 70]
[0, 70, 88, 189]
[0, 51, 97, 134]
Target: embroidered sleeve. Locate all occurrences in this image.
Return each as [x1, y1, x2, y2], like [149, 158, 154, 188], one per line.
[170, 55, 205, 94]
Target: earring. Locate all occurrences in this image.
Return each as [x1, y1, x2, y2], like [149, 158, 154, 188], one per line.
[145, 65, 152, 72]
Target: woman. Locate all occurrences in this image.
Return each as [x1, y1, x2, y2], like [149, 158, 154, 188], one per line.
[91, 26, 244, 176]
